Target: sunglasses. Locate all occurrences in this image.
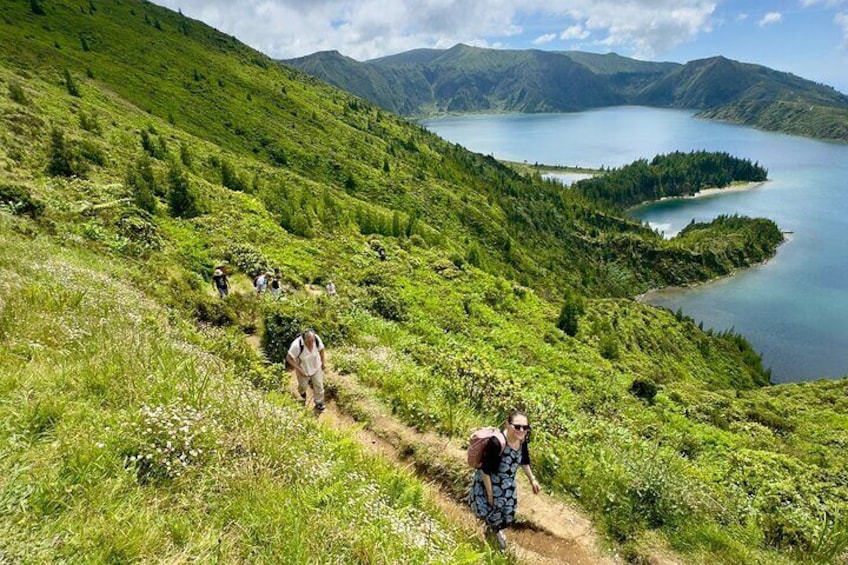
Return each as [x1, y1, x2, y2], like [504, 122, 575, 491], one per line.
[510, 423, 531, 431]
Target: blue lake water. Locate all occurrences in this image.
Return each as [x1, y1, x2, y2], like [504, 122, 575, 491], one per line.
[422, 108, 848, 382]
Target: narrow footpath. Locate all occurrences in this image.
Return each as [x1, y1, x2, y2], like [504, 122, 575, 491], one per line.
[247, 333, 681, 564]
[311, 369, 618, 565]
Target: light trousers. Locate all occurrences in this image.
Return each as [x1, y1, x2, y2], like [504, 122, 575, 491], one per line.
[296, 368, 324, 405]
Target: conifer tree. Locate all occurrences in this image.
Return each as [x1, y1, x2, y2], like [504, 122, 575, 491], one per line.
[167, 162, 198, 218]
[557, 289, 585, 337]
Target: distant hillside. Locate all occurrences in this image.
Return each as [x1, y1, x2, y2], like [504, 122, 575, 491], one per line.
[283, 45, 848, 142]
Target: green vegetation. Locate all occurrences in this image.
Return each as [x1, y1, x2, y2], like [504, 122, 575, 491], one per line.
[286, 46, 848, 143]
[574, 150, 768, 209]
[0, 2, 845, 564]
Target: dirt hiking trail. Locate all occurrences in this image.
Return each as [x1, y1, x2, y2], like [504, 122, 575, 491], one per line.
[252, 331, 681, 564]
[292, 360, 662, 565]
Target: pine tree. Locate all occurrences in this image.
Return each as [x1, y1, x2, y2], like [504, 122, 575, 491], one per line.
[557, 289, 585, 337]
[63, 69, 80, 97]
[167, 163, 198, 218]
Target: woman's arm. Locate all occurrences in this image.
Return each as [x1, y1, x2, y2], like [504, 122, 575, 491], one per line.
[520, 464, 541, 494]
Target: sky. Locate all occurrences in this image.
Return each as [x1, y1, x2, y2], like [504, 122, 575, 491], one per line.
[152, 0, 848, 93]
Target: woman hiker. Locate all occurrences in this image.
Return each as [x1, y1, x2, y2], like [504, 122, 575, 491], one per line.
[468, 409, 541, 550]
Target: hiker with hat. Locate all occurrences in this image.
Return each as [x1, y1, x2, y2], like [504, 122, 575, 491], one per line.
[468, 409, 540, 550]
[212, 265, 229, 298]
[286, 329, 327, 411]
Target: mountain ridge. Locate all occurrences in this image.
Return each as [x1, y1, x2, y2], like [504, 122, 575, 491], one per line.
[283, 44, 848, 141]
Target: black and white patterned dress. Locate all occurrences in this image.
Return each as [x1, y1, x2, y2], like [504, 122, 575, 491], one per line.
[468, 435, 530, 531]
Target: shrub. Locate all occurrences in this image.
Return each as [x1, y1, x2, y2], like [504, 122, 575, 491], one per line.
[261, 297, 351, 364]
[368, 286, 408, 322]
[598, 332, 620, 360]
[115, 212, 162, 257]
[225, 244, 273, 276]
[79, 110, 101, 133]
[0, 184, 45, 217]
[629, 376, 658, 404]
[78, 139, 106, 166]
[557, 289, 585, 336]
[8, 81, 28, 105]
[47, 128, 88, 177]
[63, 68, 80, 97]
[167, 162, 199, 218]
[126, 156, 158, 213]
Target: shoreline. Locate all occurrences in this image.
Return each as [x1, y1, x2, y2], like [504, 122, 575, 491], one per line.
[635, 231, 793, 304]
[628, 180, 767, 212]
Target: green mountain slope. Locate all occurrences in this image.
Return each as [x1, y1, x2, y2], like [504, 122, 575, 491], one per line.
[284, 45, 848, 142]
[1, 2, 847, 564]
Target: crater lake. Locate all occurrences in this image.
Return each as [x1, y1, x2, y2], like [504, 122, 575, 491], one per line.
[422, 107, 848, 382]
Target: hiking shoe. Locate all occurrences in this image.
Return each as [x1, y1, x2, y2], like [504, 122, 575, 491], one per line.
[315, 402, 326, 411]
[494, 530, 507, 551]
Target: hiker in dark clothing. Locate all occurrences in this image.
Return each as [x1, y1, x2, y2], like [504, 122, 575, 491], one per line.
[212, 266, 229, 298]
[468, 410, 540, 550]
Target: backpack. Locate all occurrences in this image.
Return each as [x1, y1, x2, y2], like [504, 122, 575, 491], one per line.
[286, 333, 323, 369]
[466, 427, 506, 469]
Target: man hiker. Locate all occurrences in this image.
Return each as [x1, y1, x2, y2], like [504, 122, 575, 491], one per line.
[287, 329, 327, 411]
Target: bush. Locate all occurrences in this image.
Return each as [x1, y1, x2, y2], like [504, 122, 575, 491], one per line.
[167, 162, 199, 218]
[225, 244, 273, 276]
[368, 286, 408, 322]
[0, 184, 45, 217]
[8, 81, 28, 105]
[79, 110, 101, 133]
[557, 289, 585, 336]
[598, 332, 620, 360]
[261, 297, 351, 364]
[63, 68, 80, 97]
[115, 212, 162, 257]
[127, 156, 158, 213]
[47, 128, 88, 178]
[629, 376, 658, 404]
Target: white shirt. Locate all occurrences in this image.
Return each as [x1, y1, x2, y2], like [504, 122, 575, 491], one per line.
[288, 335, 324, 376]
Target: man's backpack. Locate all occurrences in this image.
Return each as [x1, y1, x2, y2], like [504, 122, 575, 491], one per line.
[466, 427, 506, 469]
[287, 333, 323, 369]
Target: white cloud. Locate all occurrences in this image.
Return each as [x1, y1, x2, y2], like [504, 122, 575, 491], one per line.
[758, 12, 783, 26]
[152, 0, 717, 61]
[800, 0, 848, 7]
[567, 1, 716, 58]
[837, 11, 848, 44]
[560, 24, 590, 40]
[533, 33, 558, 44]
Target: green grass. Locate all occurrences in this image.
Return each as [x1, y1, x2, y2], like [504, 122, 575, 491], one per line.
[0, 1, 846, 563]
[0, 218, 501, 564]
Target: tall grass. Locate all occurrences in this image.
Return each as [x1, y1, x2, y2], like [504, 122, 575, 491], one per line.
[0, 220, 500, 564]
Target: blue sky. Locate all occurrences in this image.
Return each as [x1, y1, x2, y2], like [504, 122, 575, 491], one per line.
[153, 0, 848, 93]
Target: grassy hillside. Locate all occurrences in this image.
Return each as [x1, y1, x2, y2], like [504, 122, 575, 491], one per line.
[1, 1, 847, 564]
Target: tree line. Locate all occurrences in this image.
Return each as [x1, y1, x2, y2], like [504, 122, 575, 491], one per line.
[574, 150, 768, 209]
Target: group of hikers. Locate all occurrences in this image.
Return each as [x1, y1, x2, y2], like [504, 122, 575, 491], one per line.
[210, 264, 537, 552]
[211, 265, 336, 300]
